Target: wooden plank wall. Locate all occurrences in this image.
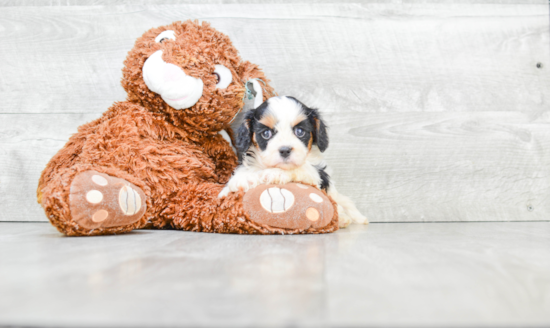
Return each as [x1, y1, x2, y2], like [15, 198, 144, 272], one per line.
[1, 1, 549, 222]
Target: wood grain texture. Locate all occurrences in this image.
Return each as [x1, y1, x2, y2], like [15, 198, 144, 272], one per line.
[323, 111, 550, 222]
[0, 4, 548, 114]
[0, 113, 98, 221]
[1, 111, 549, 222]
[1, 0, 545, 6]
[3, 0, 545, 6]
[0, 3, 549, 222]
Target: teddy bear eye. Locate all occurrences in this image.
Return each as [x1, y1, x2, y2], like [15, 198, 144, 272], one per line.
[213, 65, 232, 89]
[155, 30, 176, 43]
[213, 72, 220, 84]
[261, 130, 272, 139]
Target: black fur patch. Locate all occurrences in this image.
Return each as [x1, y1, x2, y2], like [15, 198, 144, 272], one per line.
[316, 165, 331, 191]
[235, 110, 255, 162]
[254, 122, 276, 151]
[235, 101, 277, 161]
[287, 97, 329, 152]
[292, 119, 313, 149]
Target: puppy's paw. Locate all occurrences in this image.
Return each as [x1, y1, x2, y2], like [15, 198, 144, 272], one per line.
[337, 205, 352, 228]
[345, 207, 369, 224]
[352, 213, 369, 224]
[260, 169, 291, 185]
[225, 173, 261, 195]
[218, 186, 230, 198]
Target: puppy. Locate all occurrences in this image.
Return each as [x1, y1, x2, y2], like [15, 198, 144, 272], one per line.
[218, 96, 367, 227]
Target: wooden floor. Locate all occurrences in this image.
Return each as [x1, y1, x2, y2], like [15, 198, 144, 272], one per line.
[0, 221, 549, 327]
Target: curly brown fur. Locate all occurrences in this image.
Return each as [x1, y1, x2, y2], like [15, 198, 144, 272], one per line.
[37, 20, 337, 236]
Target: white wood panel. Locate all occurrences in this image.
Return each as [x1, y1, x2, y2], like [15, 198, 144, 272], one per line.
[1, 111, 549, 222]
[323, 111, 550, 222]
[3, 0, 545, 6]
[0, 113, 99, 222]
[0, 4, 548, 114]
[0, 3, 549, 222]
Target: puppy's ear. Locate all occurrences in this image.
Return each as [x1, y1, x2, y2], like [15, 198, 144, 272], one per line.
[309, 108, 329, 152]
[235, 110, 255, 157]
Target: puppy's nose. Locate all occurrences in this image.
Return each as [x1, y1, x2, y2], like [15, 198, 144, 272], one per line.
[279, 147, 292, 158]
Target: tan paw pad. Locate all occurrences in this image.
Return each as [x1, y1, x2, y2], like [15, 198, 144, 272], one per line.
[306, 207, 320, 221]
[259, 187, 295, 213]
[92, 175, 108, 186]
[119, 185, 142, 215]
[92, 210, 109, 223]
[86, 190, 103, 204]
[309, 193, 323, 203]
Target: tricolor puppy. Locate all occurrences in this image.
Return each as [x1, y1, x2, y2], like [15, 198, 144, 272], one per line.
[219, 96, 367, 227]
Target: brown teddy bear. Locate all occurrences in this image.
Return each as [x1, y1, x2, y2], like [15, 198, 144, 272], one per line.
[36, 20, 339, 236]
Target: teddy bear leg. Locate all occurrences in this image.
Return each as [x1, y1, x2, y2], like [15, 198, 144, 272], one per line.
[39, 167, 147, 236]
[159, 182, 338, 234]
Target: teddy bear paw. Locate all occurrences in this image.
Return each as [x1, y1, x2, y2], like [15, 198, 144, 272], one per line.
[243, 183, 334, 231]
[69, 170, 146, 230]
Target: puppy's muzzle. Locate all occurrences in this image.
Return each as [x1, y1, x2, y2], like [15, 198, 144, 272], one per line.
[279, 146, 293, 159]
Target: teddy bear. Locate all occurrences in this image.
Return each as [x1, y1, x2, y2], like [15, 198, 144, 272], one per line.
[36, 20, 339, 236]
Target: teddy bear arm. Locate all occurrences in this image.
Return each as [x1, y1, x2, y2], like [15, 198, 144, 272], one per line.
[201, 133, 239, 184]
[74, 106, 221, 186]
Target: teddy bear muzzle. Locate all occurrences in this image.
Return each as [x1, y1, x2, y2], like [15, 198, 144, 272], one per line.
[142, 50, 204, 110]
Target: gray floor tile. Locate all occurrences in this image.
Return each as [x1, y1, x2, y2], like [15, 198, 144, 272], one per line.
[0, 222, 549, 327]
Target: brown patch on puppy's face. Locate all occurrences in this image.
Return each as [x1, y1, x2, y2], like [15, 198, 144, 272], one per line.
[252, 133, 259, 148]
[291, 113, 308, 127]
[259, 113, 277, 129]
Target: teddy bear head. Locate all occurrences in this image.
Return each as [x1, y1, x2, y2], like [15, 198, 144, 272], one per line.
[121, 20, 274, 133]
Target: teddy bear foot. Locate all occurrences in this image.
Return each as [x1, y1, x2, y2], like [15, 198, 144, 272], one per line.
[68, 170, 147, 230]
[243, 183, 335, 231]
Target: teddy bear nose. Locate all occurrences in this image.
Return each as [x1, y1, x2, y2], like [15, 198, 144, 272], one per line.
[279, 147, 292, 158]
[163, 63, 186, 82]
[142, 50, 204, 110]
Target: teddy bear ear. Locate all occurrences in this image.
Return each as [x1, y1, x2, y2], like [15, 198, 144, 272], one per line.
[238, 61, 277, 101]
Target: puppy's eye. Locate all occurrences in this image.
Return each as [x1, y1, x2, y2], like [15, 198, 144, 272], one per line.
[294, 127, 305, 137]
[213, 65, 232, 89]
[261, 130, 273, 139]
[155, 30, 176, 43]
